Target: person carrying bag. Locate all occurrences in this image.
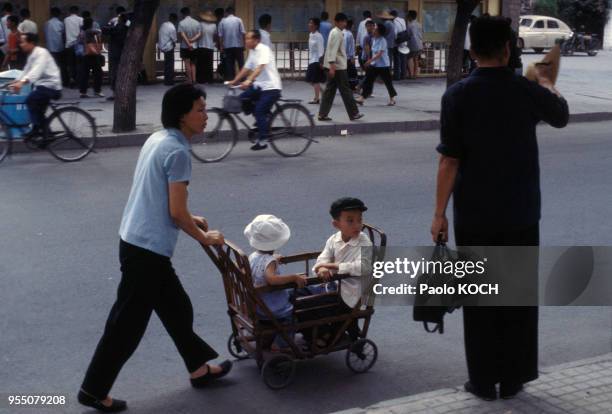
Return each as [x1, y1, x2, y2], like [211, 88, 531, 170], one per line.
[79, 17, 104, 98]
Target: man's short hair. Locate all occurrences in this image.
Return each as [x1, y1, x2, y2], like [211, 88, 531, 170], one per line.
[82, 17, 93, 30]
[161, 84, 207, 130]
[390, 10, 398, 17]
[82, 10, 91, 19]
[469, 15, 512, 59]
[258, 13, 271, 29]
[22, 32, 38, 44]
[180, 7, 190, 16]
[247, 29, 261, 40]
[169, 13, 178, 22]
[365, 19, 375, 26]
[20, 8, 30, 18]
[69, 6, 79, 14]
[408, 10, 418, 20]
[321, 11, 329, 21]
[309, 17, 321, 29]
[225, 6, 235, 15]
[7, 15, 17, 25]
[376, 22, 387, 37]
[334, 13, 347, 22]
[330, 197, 368, 219]
[50, 7, 62, 17]
[363, 10, 372, 18]
[116, 6, 126, 14]
[2, 3, 13, 13]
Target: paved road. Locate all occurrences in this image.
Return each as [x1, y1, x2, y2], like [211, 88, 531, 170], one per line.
[1, 121, 611, 414]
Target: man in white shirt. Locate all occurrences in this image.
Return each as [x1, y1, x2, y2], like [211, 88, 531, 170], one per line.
[217, 6, 245, 81]
[9, 33, 62, 140]
[17, 8, 37, 34]
[258, 13, 272, 48]
[158, 13, 178, 85]
[178, 7, 201, 84]
[356, 10, 371, 57]
[390, 10, 407, 80]
[44, 7, 68, 87]
[108, 6, 130, 27]
[64, 6, 83, 87]
[228, 30, 281, 151]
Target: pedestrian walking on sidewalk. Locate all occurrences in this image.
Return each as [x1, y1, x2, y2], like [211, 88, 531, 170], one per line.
[318, 13, 363, 122]
[431, 16, 569, 402]
[78, 84, 233, 413]
[356, 23, 397, 106]
[306, 17, 325, 105]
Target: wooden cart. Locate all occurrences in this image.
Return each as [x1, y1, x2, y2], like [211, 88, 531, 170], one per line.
[202, 224, 386, 389]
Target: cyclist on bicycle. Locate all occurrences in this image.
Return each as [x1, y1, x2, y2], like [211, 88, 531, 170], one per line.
[227, 29, 281, 151]
[8, 33, 62, 141]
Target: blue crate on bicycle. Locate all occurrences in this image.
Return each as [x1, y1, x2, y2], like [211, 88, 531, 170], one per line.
[0, 72, 33, 138]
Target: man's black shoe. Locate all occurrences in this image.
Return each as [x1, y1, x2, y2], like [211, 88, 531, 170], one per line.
[190, 360, 233, 388]
[77, 390, 127, 413]
[250, 142, 268, 151]
[464, 381, 497, 401]
[500, 383, 524, 399]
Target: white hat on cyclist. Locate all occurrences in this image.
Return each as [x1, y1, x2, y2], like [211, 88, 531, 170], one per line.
[244, 214, 291, 251]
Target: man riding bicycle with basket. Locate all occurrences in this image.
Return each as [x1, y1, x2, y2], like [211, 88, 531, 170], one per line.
[227, 29, 281, 151]
[9, 33, 62, 141]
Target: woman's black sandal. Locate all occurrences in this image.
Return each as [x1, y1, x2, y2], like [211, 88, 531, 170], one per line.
[190, 360, 233, 388]
[77, 390, 127, 413]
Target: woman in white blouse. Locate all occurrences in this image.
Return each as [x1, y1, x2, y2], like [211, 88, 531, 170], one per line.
[305, 18, 325, 104]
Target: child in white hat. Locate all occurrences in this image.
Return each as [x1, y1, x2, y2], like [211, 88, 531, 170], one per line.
[244, 214, 307, 349]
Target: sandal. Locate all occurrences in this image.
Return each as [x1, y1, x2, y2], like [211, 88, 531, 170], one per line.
[317, 115, 332, 121]
[190, 360, 233, 388]
[355, 96, 365, 105]
[387, 99, 396, 106]
[308, 99, 320, 104]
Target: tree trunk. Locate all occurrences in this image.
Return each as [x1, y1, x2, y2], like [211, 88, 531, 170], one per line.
[446, 0, 480, 88]
[113, 0, 160, 132]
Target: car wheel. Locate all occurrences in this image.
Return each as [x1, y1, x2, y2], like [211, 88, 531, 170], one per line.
[517, 38, 524, 50]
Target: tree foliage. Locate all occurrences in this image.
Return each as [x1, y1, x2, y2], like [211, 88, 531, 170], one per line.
[533, 0, 559, 17]
[557, 0, 609, 35]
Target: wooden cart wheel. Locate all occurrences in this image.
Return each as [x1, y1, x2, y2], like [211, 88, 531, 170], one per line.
[346, 339, 378, 374]
[261, 355, 296, 389]
[227, 333, 249, 360]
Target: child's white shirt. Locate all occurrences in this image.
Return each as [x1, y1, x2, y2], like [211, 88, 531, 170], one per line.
[313, 231, 372, 308]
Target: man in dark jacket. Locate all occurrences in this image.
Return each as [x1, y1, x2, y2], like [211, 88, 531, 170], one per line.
[102, 13, 128, 100]
[431, 16, 569, 401]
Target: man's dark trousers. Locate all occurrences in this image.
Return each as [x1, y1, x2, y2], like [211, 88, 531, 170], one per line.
[240, 86, 281, 143]
[163, 51, 175, 85]
[455, 224, 539, 390]
[80, 240, 218, 400]
[26, 86, 62, 132]
[223, 47, 244, 81]
[51, 51, 70, 87]
[318, 70, 359, 118]
[393, 48, 406, 80]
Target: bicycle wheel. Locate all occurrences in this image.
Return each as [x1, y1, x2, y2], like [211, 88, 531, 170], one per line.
[45, 106, 96, 162]
[190, 108, 238, 162]
[0, 122, 10, 163]
[269, 103, 315, 157]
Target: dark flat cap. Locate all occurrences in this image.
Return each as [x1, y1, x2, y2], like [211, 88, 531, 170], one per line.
[330, 197, 368, 218]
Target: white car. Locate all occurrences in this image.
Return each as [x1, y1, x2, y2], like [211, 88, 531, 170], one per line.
[518, 15, 573, 53]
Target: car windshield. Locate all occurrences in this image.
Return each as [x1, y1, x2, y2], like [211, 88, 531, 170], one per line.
[520, 19, 533, 27]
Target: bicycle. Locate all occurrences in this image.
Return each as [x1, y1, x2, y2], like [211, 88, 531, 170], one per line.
[190, 87, 316, 163]
[0, 84, 97, 163]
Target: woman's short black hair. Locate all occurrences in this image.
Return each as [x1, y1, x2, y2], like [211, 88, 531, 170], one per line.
[469, 15, 512, 59]
[82, 17, 93, 30]
[161, 84, 207, 130]
[375, 21, 387, 37]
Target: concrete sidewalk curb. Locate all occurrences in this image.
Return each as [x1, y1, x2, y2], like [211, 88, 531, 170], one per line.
[88, 111, 612, 149]
[9, 111, 612, 153]
[330, 352, 612, 414]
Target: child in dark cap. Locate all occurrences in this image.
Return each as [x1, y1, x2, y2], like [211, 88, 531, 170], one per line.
[308, 197, 372, 343]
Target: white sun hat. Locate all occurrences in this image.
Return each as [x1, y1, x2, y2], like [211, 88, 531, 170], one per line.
[244, 214, 291, 251]
[398, 44, 410, 55]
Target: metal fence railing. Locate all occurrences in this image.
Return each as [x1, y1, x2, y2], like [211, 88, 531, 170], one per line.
[153, 41, 451, 81]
